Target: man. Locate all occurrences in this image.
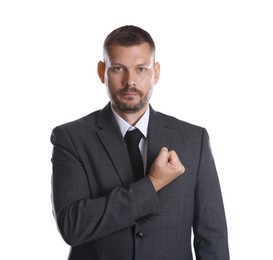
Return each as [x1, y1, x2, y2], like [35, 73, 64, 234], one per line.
[51, 25, 229, 260]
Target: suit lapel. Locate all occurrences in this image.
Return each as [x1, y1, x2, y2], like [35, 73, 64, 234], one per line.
[95, 103, 172, 181]
[145, 107, 172, 175]
[95, 104, 135, 184]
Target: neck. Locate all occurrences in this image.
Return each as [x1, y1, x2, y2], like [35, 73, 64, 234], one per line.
[112, 104, 148, 126]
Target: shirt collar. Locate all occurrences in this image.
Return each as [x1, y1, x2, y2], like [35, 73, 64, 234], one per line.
[111, 105, 150, 138]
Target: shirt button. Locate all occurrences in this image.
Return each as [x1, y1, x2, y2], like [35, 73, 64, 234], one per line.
[136, 232, 144, 240]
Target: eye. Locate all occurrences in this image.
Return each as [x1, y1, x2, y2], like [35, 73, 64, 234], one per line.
[111, 66, 124, 72]
[137, 67, 147, 73]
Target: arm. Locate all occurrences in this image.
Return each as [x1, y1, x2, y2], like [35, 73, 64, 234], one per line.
[51, 126, 161, 246]
[193, 129, 230, 260]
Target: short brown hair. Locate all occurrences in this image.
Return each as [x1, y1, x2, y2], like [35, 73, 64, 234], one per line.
[103, 25, 155, 54]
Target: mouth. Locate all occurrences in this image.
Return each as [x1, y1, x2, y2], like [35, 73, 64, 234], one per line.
[119, 88, 142, 98]
[121, 91, 139, 96]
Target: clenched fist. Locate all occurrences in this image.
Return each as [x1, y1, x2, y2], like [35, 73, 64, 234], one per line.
[149, 147, 185, 192]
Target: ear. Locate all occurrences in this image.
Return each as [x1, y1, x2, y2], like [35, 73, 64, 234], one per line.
[97, 61, 105, 83]
[153, 62, 160, 85]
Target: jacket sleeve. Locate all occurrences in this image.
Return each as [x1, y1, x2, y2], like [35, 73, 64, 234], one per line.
[50, 126, 161, 246]
[193, 129, 230, 260]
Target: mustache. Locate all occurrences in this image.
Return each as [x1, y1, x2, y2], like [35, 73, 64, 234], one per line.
[119, 86, 143, 96]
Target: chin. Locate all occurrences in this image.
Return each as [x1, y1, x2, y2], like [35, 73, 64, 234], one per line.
[116, 101, 146, 114]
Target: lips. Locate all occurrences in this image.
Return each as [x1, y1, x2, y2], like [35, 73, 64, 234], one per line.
[121, 91, 139, 96]
[119, 88, 142, 97]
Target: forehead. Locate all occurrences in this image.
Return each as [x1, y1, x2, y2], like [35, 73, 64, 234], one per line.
[105, 43, 154, 64]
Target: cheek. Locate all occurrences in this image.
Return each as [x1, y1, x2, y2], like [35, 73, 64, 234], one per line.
[107, 73, 123, 86]
[143, 71, 154, 83]
[145, 75, 155, 87]
[106, 76, 123, 94]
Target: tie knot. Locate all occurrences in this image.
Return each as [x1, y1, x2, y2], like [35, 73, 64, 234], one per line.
[125, 129, 143, 145]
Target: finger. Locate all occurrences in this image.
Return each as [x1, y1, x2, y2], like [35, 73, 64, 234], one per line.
[161, 147, 168, 153]
[168, 150, 180, 163]
[168, 150, 185, 173]
[155, 147, 169, 163]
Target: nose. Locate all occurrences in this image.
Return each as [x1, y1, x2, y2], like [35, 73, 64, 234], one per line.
[123, 70, 136, 87]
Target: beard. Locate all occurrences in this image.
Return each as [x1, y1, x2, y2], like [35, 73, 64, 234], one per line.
[111, 86, 153, 114]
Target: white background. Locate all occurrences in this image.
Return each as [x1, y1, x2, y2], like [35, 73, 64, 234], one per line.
[1, 0, 272, 259]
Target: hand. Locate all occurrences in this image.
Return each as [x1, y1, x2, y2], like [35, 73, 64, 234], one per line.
[148, 147, 185, 192]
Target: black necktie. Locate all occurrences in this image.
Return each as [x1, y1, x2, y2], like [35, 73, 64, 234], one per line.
[124, 129, 144, 180]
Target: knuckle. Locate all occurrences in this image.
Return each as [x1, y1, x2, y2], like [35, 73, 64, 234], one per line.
[178, 164, 185, 174]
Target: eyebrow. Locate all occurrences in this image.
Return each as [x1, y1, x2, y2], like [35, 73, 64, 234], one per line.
[110, 62, 152, 67]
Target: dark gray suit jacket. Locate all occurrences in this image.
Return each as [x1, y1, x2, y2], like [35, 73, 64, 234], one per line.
[51, 103, 229, 260]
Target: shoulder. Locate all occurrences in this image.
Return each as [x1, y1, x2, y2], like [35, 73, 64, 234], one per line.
[54, 110, 100, 132]
[150, 107, 204, 135]
[50, 103, 116, 143]
[50, 109, 102, 145]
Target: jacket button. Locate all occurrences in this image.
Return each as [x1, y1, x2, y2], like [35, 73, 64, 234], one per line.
[136, 232, 144, 240]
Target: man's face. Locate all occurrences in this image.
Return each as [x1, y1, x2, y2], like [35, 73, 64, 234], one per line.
[98, 43, 160, 115]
